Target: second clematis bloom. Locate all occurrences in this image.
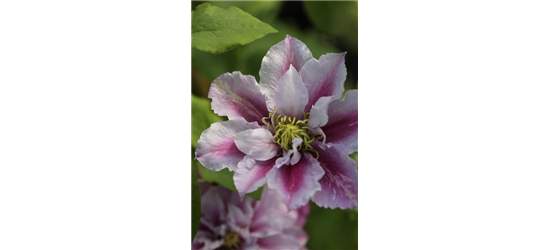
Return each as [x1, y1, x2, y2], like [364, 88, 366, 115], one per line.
[196, 35, 358, 210]
[192, 183, 309, 250]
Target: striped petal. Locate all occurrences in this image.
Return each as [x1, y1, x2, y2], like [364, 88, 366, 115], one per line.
[300, 52, 347, 112]
[267, 153, 325, 210]
[195, 119, 260, 171]
[209, 72, 269, 123]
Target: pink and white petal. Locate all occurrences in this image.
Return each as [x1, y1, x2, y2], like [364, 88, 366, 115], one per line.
[226, 204, 252, 239]
[236, 196, 256, 219]
[261, 65, 309, 117]
[227, 204, 250, 228]
[233, 156, 276, 197]
[192, 230, 224, 250]
[310, 127, 327, 145]
[197, 239, 224, 250]
[198, 181, 214, 196]
[256, 186, 288, 215]
[198, 218, 219, 234]
[216, 184, 240, 206]
[267, 153, 325, 210]
[293, 204, 310, 228]
[195, 119, 260, 171]
[233, 128, 279, 161]
[289, 149, 302, 166]
[222, 188, 257, 224]
[274, 153, 290, 169]
[209, 72, 269, 123]
[249, 218, 284, 239]
[239, 242, 261, 250]
[250, 187, 288, 238]
[274, 138, 302, 168]
[311, 143, 358, 209]
[307, 96, 333, 129]
[282, 227, 308, 247]
[256, 234, 302, 250]
[322, 89, 358, 154]
[259, 35, 313, 90]
[200, 187, 226, 226]
[300, 52, 347, 112]
[191, 239, 203, 250]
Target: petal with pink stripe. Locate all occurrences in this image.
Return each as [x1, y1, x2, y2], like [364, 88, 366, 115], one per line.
[233, 156, 276, 197]
[259, 35, 313, 91]
[209, 72, 269, 123]
[322, 89, 358, 154]
[261, 65, 309, 118]
[266, 153, 325, 210]
[233, 128, 279, 161]
[195, 119, 260, 171]
[300, 52, 347, 112]
[311, 143, 358, 209]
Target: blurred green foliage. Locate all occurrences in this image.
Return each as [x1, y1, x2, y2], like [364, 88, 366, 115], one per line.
[305, 203, 359, 250]
[191, 150, 201, 240]
[304, 1, 358, 50]
[191, 94, 222, 148]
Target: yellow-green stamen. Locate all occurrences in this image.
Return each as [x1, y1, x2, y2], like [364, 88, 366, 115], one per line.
[221, 231, 240, 249]
[263, 107, 319, 156]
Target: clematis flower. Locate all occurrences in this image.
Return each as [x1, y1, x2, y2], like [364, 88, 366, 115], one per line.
[196, 35, 358, 210]
[192, 183, 309, 250]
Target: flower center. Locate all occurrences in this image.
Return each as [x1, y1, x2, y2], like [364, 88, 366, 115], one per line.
[262, 107, 317, 153]
[221, 231, 240, 249]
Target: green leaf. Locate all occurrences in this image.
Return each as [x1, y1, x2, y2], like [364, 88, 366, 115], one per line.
[191, 151, 201, 240]
[205, 1, 283, 23]
[198, 163, 236, 191]
[196, 159, 263, 200]
[192, 3, 278, 53]
[191, 94, 222, 148]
